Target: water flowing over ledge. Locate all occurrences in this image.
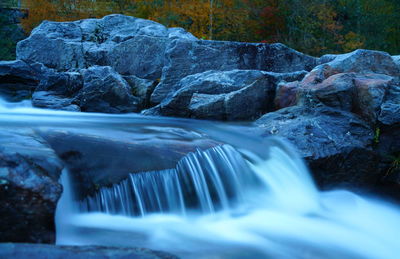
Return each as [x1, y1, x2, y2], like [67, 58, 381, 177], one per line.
[1, 98, 400, 258]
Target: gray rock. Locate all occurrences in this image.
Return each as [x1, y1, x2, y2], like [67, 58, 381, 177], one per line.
[76, 66, 140, 113]
[17, 14, 196, 80]
[151, 40, 317, 104]
[0, 60, 39, 101]
[32, 91, 80, 111]
[157, 70, 284, 120]
[274, 81, 300, 110]
[36, 71, 83, 97]
[378, 80, 400, 126]
[0, 243, 179, 259]
[297, 72, 395, 124]
[255, 106, 379, 189]
[303, 49, 399, 85]
[123, 75, 158, 109]
[354, 74, 395, 123]
[0, 130, 64, 243]
[38, 128, 219, 198]
[298, 73, 357, 111]
[393, 55, 400, 68]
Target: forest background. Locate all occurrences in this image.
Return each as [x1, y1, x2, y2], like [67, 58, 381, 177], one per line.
[1, 0, 400, 60]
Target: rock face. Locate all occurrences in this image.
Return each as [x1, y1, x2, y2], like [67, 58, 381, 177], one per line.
[0, 60, 40, 101]
[76, 66, 140, 113]
[17, 14, 196, 79]
[149, 69, 307, 120]
[0, 130, 64, 243]
[255, 106, 379, 188]
[315, 49, 399, 79]
[0, 243, 179, 259]
[150, 40, 317, 104]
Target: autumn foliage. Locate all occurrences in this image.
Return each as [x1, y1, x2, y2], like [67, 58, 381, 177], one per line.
[19, 0, 400, 56]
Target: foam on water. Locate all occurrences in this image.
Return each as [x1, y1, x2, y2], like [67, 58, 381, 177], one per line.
[1, 98, 399, 259]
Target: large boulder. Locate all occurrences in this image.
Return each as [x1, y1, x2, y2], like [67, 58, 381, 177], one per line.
[0, 243, 179, 259]
[0, 130, 64, 243]
[304, 49, 399, 85]
[255, 106, 379, 189]
[148, 69, 307, 120]
[151, 40, 317, 104]
[0, 60, 39, 101]
[297, 73, 395, 123]
[76, 66, 140, 113]
[17, 14, 196, 79]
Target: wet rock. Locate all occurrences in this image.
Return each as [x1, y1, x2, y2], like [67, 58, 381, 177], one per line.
[32, 91, 80, 111]
[0, 60, 39, 101]
[150, 40, 317, 104]
[0, 243, 179, 259]
[76, 66, 140, 113]
[38, 128, 219, 198]
[0, 130, 64, 243]
[255, 106, 379, 189]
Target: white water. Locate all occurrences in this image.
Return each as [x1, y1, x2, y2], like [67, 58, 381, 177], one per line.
[1, 98, 400, 258]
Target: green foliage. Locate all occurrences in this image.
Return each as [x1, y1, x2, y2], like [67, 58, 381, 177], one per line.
[374, 127, 381, 145]
[386, 153, 400, 177]
[0, 11, 18, 60]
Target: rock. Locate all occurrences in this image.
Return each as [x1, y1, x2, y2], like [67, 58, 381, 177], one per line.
[354, 74, 395, 123]
[32, 91, 80, 111]
[0, 60, 39, 101]
[303, 49, 399, 84]
[155, 69, 306, 120]
[297, 73, 395, 124]
[255, 106, 379, 189]
[38, 128, 219, 198]
[17, 14, 196, 79]
[76, 66, 140, 113]
[393, 55, 400, 68]
[0, 243, 179, 259]
[0, 130, 64, 243]
[35, 71, 83, 97]
[298, 73, 356, 111]
[274, 81, 300, 110]
[123, 75, 159, 109]
[150, 40, 317, 104]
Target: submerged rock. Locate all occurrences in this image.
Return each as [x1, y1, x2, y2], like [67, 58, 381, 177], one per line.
[0, 243, 179, 259]
[38, 128, 219, 198]
[0, 130, 64, 243]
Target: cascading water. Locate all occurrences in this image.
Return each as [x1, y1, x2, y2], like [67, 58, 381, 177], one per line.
[1, 98, 400, 259]
[79, 145, 259, 216]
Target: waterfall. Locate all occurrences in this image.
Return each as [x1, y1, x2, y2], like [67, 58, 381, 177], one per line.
[79, 145, 259, 216]
[56, 141, 400, 259]
[2, 97, 400, 259]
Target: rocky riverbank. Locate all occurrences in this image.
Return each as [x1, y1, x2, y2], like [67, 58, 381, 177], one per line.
[1, 14, 400, 253]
